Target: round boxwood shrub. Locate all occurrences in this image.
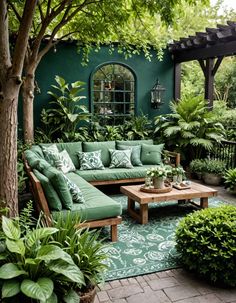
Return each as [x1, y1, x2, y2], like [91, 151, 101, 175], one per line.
[175, 205, 236, 286]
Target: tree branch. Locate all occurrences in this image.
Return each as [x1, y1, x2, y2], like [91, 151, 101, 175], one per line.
[37, 1, 45, 23]
[7, 1, 21, 22]
[11, 0, 37, 78]
[0, 0, 11, 79]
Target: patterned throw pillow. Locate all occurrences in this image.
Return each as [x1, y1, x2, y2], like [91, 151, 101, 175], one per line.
[77, 150, 105, 170]
[117, 144, 142, 166]
[63, 175, 85, 203]
[109, 149, 133, 168]
[41, 144, 59, 166]
[52, 150, 76, 174]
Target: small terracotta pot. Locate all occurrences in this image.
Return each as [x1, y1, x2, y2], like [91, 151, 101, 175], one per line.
[153, 177, 165, 189]
[79, 286, 96, 303]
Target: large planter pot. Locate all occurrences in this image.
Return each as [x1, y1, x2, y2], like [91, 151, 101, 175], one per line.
[79, 286, 96, 303]
[153, 177, 165, 189]
[203, 173, 222, 186]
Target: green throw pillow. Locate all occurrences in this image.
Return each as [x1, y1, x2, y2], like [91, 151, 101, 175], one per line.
[83, 141, 115, 167]
[117, 144, 142, 166]
[63, 175, 85, 203]
[42, 166, 73, 210]
[33, 169, 62, 211]
[41, 144, 59, 166]
[52, 149, 76, 174]
[78, 150, 105, 170]
[141, 143, 164, 165]
[109, 149, 133, 168]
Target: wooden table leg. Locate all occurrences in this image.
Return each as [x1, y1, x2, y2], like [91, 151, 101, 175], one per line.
[140, 204, 148, 224]
[128, 197, 135, 211]
[200, 197, 208, 208]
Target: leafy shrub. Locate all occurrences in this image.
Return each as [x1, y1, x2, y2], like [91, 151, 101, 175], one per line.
[189, 159, 204, 173]
[176, 205, 236, 286]
[200, 158, 227, 175]
[224, 168, 236, 192]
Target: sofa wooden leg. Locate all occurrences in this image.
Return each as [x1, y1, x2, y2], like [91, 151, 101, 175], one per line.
[111, 224, 118, 242]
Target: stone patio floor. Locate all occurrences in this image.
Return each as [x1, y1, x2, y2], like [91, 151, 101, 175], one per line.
[95, 182, 236, 303]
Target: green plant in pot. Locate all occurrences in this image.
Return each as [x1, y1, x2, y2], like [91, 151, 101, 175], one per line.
[201, 158, 226, 185]
[176, 205, 236, 287]
[224, 168, 236, 193]
[189, 159, 204, 179]
[146, 164, 172, 189]
[0, 216, 85, 302]
[49, 213, 109, 303]
[171, 166, 185, 183]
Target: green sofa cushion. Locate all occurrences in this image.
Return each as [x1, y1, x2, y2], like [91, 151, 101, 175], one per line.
[117, 144, 142, 166]
[83, 141, 115, 167]
[24, 150, 41, 168]
[109, 149, 133, 168]
[76, 165, 155, 182]
[116, 139, 153, 146]
[33, 169, 62, 211]
[42, 166, 73, 210]
[31, 145, 45, 159]
[52, 173, 122, 221]
[56, 142, 82, 169]
[141, 143, 164, 165]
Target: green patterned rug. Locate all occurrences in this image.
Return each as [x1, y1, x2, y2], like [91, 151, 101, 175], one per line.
[102, 195, 225, 281]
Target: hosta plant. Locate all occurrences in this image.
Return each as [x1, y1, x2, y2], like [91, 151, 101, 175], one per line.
[0, 216, 84, 302]
[176, 205, 236, 286]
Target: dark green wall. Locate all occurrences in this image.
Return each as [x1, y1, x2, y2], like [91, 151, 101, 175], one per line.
[31, 43, 174, 129]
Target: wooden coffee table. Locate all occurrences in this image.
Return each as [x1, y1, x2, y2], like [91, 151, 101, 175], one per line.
[120, 182, 218, 224]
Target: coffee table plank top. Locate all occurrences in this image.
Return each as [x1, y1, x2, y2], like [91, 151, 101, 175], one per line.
[120, 182, 218, 204]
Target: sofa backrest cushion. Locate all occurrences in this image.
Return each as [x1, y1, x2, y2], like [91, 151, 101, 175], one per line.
[31, 145, 45, 159]
[141, 143, 164, 165]
[24, 150, 43, 168]
[116, 139, 153, 146]
[33, 169, 62, 211]
[56, 142, 82, 168]
[83, 141, 116, 167]
[116, 144, 142, 166]
[41, 166, 73, 210]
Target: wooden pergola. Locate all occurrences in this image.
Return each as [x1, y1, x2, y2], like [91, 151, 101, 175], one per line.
[169, 21, 236, 107]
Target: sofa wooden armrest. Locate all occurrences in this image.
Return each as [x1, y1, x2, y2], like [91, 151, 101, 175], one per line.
[24, 157, 121, 242]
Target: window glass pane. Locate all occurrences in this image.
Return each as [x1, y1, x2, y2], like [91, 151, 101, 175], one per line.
[92, 64, 135, 125]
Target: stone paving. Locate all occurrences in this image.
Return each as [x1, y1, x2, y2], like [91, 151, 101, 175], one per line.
[96, 268, 236, 303]
[96, 183, 236, 303]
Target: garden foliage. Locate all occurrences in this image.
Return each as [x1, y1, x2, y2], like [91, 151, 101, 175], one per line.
[176, 205, 236, 287]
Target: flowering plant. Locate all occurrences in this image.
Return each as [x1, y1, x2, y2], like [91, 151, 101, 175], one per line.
[146, 164, 172, 178]
[172, 166, 185, 176]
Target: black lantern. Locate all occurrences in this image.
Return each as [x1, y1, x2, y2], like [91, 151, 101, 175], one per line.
[151, 79, 166, 109]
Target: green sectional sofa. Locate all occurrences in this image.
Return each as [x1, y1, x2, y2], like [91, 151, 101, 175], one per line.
[24, 139, 180, 241]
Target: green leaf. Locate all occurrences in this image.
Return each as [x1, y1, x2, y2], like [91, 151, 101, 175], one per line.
[2, 216, 20, 240]
[2, 280, 20, 298]
[41, 291, 58, 303]
[48, 260, 85, 284]
[36, 245, 74, 264]
[0, 263, 27, 279]
[21, 278, 53, 301]
[63, 289, 80, 303]
[55, 75, 66, 88]
[26, 228, 58, 247]
[6, 239, 25, 256]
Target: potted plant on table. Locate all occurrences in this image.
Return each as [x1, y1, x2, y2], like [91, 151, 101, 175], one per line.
[224, 168, 236, 194]
[171, 166, 185, 184]
[146, 164, 172, 189]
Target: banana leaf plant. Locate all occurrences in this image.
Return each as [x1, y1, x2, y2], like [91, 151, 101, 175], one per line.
[41, 75, 90, 141]
[154, 95, 225, 161]
[0, 216, 84, 303]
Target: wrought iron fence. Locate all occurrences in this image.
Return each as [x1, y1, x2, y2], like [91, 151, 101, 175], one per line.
[211, 140, 236, 169]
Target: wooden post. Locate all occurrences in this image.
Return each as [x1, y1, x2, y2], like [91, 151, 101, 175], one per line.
[204, 58, 214, 108]
[174, 62, 181, 101]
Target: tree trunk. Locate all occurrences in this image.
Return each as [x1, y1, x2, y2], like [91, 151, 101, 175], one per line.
[0, 80, 20, 217]
[22, 69, 36, 144]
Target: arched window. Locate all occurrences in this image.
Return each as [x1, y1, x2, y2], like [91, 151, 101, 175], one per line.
[91, 63, 135, 125]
